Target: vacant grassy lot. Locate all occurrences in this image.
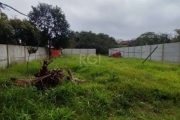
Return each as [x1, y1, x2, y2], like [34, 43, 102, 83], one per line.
[0, 55, 180, 120]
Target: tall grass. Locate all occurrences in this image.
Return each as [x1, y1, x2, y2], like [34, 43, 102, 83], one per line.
[0, 55, 180, 119]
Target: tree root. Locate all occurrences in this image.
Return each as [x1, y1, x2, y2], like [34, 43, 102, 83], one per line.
[11, 59, 86, 89]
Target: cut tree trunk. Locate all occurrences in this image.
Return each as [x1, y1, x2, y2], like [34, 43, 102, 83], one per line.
[11, 59, 86, 89]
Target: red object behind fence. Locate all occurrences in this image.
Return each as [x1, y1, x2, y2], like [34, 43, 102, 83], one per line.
[112, 52, 122, 58]
[51, 49, 60, 57]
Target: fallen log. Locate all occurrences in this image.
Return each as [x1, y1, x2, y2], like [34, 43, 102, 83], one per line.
[11, 75, 51, 86]
[11, 59, 86, 89]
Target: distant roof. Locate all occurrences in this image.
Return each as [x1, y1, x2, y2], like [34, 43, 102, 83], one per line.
[116, 39, 123, 44]
[131, 38, 136, 41]
[119, 41, 129, 45]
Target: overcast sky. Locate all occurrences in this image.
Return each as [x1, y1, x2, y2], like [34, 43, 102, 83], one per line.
[1, 0, 180, 40]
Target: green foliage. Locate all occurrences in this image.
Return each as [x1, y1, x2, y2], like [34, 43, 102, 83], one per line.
[28, 3, 70, 49]
[10, 18, 40, 46]
[0, 13, 40, 46]
[27, 46, 38, 54]
[131, 32, 170, 46]
[21, 19, 41, 46]
[0, 12, 8, 20]
[69, 31, 117, 54]
[9, 18, 26, 45]
[0, 56, 180, 119]
[0, 13, 13, 44]
[171, 29, 180, 43]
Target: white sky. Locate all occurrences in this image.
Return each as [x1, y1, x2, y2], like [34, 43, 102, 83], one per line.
[1, 0, 180, 40]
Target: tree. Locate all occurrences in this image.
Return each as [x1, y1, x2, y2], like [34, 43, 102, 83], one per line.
[69, 31, 117, 54]
[66, 30, 75, 48]
[131, 32, 170, 46]
[0, 12, 8, 20]
[9, 18, 24, 44]
[21, 19, 41, 46]
[157, 33, 170, 44]
[9, 18, 40, 46]
[171, 29, 180, 42]
[0, 13, 13, 44]
[132, 32, 158, 46]
[28, 3, 70, 49]
[0, 6, 39, 46]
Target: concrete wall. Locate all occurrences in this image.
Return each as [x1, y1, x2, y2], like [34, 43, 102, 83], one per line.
[0, 44, 48, 68]
[128, 47, 134, 58]
[164, 43, 180, 62]
[0, 44, 8, 68]
[109, 42, 180, 63]
[119, 48, 124, 56]
[123, 47, 129, 57]
[135, 46, 141, 58]
[8, 45, 26, 63]
[63, 49, 96, 55]
[0, 44, 96, 68]
[142, 45, 150, 60]
[151, 44, 163, 61]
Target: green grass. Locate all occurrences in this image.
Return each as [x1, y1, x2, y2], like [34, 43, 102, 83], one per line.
[0, 55, 180, 120]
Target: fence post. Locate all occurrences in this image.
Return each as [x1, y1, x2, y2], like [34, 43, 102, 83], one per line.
[179, 42, 180, 63]
[79, 49, 81, 54]
[141, 46, 142, 58]
[179, 42, 180, 64]
[162, 44, 164, 62]
[134, 47, 135, 58]
[150, 45, 152, 60]
[123, 47, 124, 57]
[111, 49, 112, 56]
[6, 44, 10, 67]
[35, 53, 37, 60]
[109, 49, 110, 56]
[71, 49, 73, 55]
[128, 47, 129, 58]
[24, 46, 26, 62]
